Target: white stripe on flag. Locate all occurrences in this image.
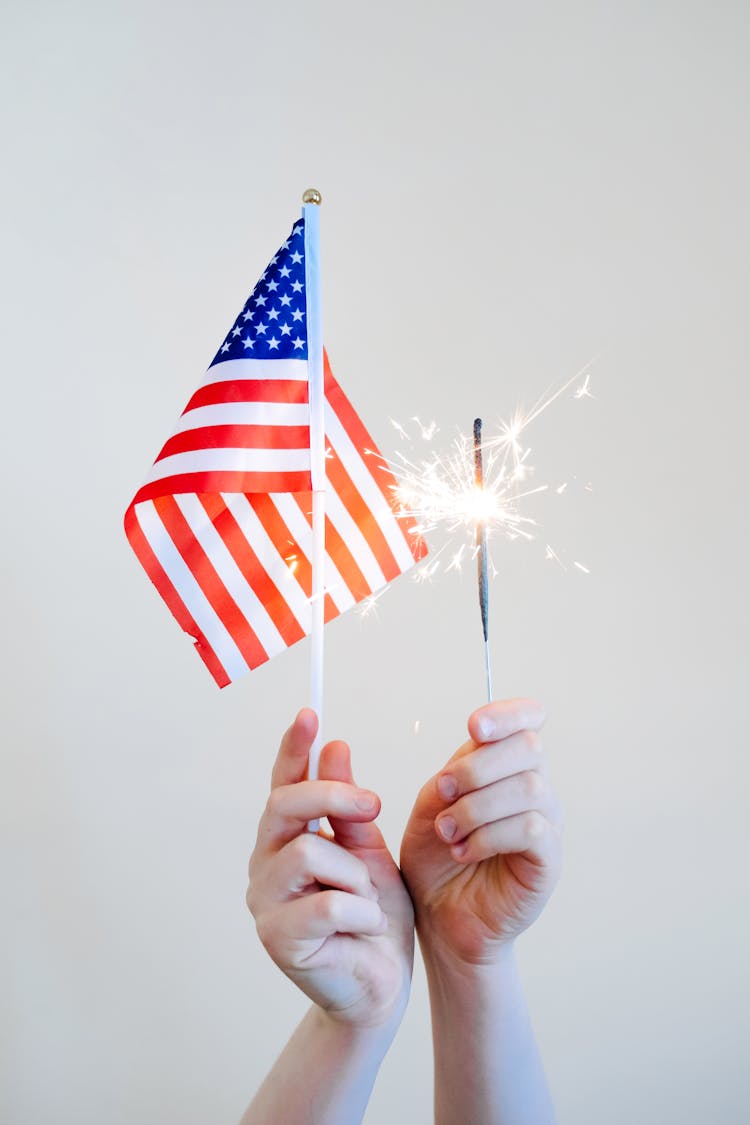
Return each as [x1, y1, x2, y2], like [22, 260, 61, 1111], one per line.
[173, 495, 288, 661]
[135, 500, 249, 682]
[221, 493, 313, 635]
[197, 357, 309, 387]
[324, 486, 387, 594]
[146, 447, 310, 482]
[325, 406, 417, 573]
[271, 494, 356, 615]
[176, 401, 310, 433]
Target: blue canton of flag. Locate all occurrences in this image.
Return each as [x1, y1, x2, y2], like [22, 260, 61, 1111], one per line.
[211, 221, 308, 365]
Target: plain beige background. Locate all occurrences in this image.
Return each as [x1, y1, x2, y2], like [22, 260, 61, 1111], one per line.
[3, 1, 749, 1122]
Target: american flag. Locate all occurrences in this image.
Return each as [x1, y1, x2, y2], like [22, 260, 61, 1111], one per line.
[124, 218, 425, 687]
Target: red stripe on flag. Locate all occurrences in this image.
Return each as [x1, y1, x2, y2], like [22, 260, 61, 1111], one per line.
[156, 425, 310, 461]
[324, 446, 401, 583]
[132, 470, 312, 506]
[291, 494, 371, 605]
[152, 495, 269, 671]
[197, 494, 306, 648]
[254, 495, 337, 623]
[184, 380, 309, 413]
[324, 352, 426, 560]
[123, 505, 231, 687]
[248, 493, 313, 599]
[324, 514, 372, 604]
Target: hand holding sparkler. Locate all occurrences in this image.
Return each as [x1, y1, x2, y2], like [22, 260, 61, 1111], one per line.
[400, 698, 562, 962]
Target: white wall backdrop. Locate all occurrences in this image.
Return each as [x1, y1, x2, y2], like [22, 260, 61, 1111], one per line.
[2, 1, 749, 1122]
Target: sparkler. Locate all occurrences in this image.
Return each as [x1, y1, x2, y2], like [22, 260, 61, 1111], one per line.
[473, 418, 493, 701]
[386, 360, 596, 695]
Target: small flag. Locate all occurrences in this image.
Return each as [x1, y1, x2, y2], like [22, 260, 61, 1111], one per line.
[124, 218, 425, 687]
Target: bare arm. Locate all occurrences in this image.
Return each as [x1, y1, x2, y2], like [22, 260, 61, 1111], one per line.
[241, 1006, 399, 1125]
[422, 946, 555, 1125]
[240, 710, 414, 1125]
[401, 699, 562, 1124]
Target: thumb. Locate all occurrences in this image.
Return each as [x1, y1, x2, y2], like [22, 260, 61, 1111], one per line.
[270, 708, 318, 790]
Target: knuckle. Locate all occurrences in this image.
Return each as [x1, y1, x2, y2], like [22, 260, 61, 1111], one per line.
[522, 769, 544, 801]
[265, 787, 286, 819]
[461, 826, 486, 862]
[290, 830, 317, 865]
[458, 757, 480, 791]
[522, 729, 542, 755]
[314, 890, 341, 927]
[524, 810, 546, 839]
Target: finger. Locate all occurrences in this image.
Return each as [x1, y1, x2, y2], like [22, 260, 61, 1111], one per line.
[410, 700, 547, 824]
[257, 832, 378, 905]
[257, 890, 387, 951]
[436, 730, 545, 803]
[436, 770, 552, 845]
[467, 698, 546, 748]
[449, 810, 560, 867]
[270, 709, 319, 790]
[256, 780, 380, 856]
[320, 741, 386, 851]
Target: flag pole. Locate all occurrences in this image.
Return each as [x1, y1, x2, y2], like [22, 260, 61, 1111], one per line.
[303, 189, 325, 793]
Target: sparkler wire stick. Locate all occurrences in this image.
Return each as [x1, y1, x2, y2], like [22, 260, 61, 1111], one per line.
[473, 418, 493, 702]
[303, 190, 325, 827]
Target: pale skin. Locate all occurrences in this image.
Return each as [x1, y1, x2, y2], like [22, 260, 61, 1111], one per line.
[241, 699, 562, 1125]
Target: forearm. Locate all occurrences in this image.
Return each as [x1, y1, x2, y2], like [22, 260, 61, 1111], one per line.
[240, 1004, 399, 1125]
[421, 941, 556, 1125]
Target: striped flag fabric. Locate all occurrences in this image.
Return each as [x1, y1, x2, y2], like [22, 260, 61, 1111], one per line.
[124, 217, 426, 687]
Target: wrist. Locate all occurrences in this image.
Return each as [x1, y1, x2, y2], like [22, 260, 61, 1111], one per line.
[310, 1001, 404, 1061]
[418, 930, 519, 1007]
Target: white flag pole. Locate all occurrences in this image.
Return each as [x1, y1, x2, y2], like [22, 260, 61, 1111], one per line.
[303, 189, 325, 799]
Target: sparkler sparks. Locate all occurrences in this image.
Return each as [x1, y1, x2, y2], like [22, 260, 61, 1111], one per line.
[387, 359, 597, 581]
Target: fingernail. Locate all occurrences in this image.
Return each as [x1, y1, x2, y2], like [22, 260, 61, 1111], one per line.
[376, 910, 389, 932]
[438, 815, 457, 841]
[367, 881, 380, 902]
[355, 790, 377, 811]
[437, 774, 458, 800]
[452, 841, 468, 860]
[476, 715, 495, 742]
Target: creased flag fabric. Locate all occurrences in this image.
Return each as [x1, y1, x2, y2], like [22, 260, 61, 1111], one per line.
[124, 218, 426, 687]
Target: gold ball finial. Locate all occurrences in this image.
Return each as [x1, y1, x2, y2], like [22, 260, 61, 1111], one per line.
[302, 188, 322, 205]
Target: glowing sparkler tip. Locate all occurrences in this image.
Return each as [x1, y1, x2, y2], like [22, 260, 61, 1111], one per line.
[388, 360, 597, 593]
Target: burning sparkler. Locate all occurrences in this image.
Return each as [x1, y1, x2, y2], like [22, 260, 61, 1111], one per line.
[385, 359, 596, 694]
